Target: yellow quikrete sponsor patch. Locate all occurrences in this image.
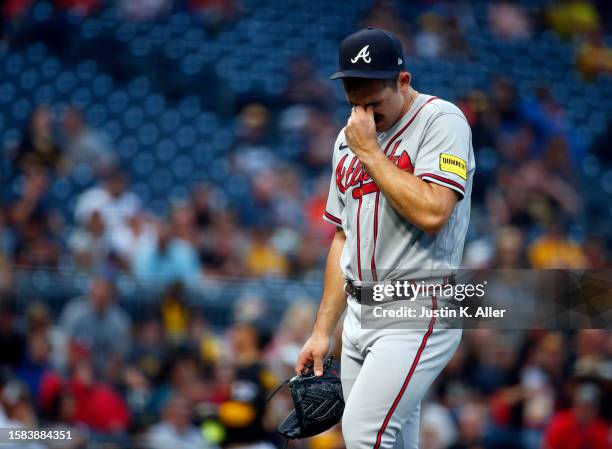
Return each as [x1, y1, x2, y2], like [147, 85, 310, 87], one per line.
[439, 154, 467, 180]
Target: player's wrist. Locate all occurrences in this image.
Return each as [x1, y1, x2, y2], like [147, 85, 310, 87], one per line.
[311, 326, 332, 339]
[359, 145, 385, 168]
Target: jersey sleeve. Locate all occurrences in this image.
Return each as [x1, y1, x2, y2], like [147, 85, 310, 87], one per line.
[413, 113, 472, 199]
[322, 134, 345, 227]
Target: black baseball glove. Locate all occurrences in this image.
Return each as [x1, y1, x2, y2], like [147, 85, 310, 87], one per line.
[269, 357, 344, 439]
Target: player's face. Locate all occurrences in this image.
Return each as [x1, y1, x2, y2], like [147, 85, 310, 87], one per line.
[345, 80, 405, 132]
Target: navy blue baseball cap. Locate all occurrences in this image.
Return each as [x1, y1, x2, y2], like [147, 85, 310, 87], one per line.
[330, 28, 406, 80]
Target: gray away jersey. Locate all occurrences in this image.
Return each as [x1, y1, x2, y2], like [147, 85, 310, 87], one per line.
[323, 94, 475, 281]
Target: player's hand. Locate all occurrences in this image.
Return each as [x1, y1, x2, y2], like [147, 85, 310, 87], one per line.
[295, 334, 330, 377]
[345, 105, 379, 159]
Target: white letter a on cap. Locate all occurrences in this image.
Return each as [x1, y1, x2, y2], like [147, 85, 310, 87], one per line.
[351, 45, 371, 64]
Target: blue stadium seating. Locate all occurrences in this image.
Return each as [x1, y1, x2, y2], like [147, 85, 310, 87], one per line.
[1, 0, 611, 245]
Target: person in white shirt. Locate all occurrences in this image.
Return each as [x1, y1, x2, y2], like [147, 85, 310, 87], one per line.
[74, 169, 141, 236]
[146, 395, 218, 449]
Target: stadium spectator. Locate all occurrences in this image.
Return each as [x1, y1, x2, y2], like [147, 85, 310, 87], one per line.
[302, 111, 339, 175]
[74, 169, 141, 237]
[199, 210, 247, 277]
[547, 0, 602, 39]
[488, 1, 532, 41]
[520, 86, 582, 163]
[448, 402, 490, 449]
[543, 383, 609, 449]
[110, 212, 158, 269]
[457, 90, 497, 154]
[0, 299, 25, 367]
[8, 166, 61, 268]
[414, 13, 445, 58]
[59, 273, 131, 376]
[39, 359, 131, 433]
[128, 317, 165, 381]
[304, 176, 337, 242]
[233, 296, 267, 325]
[239, 171, 279, 228]
[283, 56, 334, 109]
[149, 348, 209, 416]
[443, 15, 472, 58]
[160, 281, 191, 341]
[581, 235, 608, 268]
[169, 200, 199, 246]
[244, 228, 289, 278]
[420, 402, 458, 449]
[576, 31, 612, 80]
[542, 135, 578, 182]
[267, 300, 316, 373]
[0, 379, 45, 449]
[363, 0, 412, 53]
[190, 183, 216, 229]
[272, 168, 305, 229]
[234, 103, 274, 151]
[14, 105, 62, 174]
[60, 106, 114, 172]
[16, 329, 52, 400]
[289, 234, 327, 278]
[219, 321, 276, 449]
[490, 77, 521, 131]
[133, 223, 202, 286]
[573, 330, 610, 378]
[147, 394, 216, 449]
[495, 226, 527, 268]
[528, 222, 588, 268]
[68, 209, 111, 269]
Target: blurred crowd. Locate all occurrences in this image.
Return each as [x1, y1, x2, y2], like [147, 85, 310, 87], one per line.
[0, 281, 610, 449]
[0, 280, 317, 449]
[0, 0, 611, 449]
[0, 1, 610, 289]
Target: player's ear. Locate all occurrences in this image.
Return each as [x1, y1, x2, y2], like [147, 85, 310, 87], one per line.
[398, 71, 411, 91]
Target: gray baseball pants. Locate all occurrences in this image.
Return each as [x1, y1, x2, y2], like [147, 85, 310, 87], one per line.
[340, 296, 462, 449]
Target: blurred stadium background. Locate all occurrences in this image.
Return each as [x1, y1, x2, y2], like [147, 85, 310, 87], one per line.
[0, 0, 611, 448]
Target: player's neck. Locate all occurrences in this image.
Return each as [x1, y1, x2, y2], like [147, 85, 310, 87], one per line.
[384, 89, 419, 133]
[401, 88, 419, 118]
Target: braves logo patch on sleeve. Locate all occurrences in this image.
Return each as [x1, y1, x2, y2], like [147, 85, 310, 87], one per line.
[439, 154, 467, 180]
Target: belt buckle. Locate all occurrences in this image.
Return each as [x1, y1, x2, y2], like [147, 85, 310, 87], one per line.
[344, 281, 361, 303]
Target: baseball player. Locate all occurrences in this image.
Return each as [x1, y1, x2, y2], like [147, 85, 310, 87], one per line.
[295, 28, 475, 449]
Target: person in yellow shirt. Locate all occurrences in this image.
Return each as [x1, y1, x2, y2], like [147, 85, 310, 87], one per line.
[576, 32, 612, 81]
[245, 229, 289, 277]
[528, 223, 588, 268]
[547, 0, 601, 40]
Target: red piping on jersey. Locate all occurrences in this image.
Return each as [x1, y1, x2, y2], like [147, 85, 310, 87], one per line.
[372, 295, 438, 449]
[323, 210, 342, 225]
[356, 197, 363, 281]
[370, 191, 380, 281]
[369, 96, 439, 280]
[388, 139, 403, 158]
[418, 173, 465, 193]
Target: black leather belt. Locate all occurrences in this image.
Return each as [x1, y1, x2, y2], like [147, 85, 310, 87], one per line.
[344, 281, 364, 302]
